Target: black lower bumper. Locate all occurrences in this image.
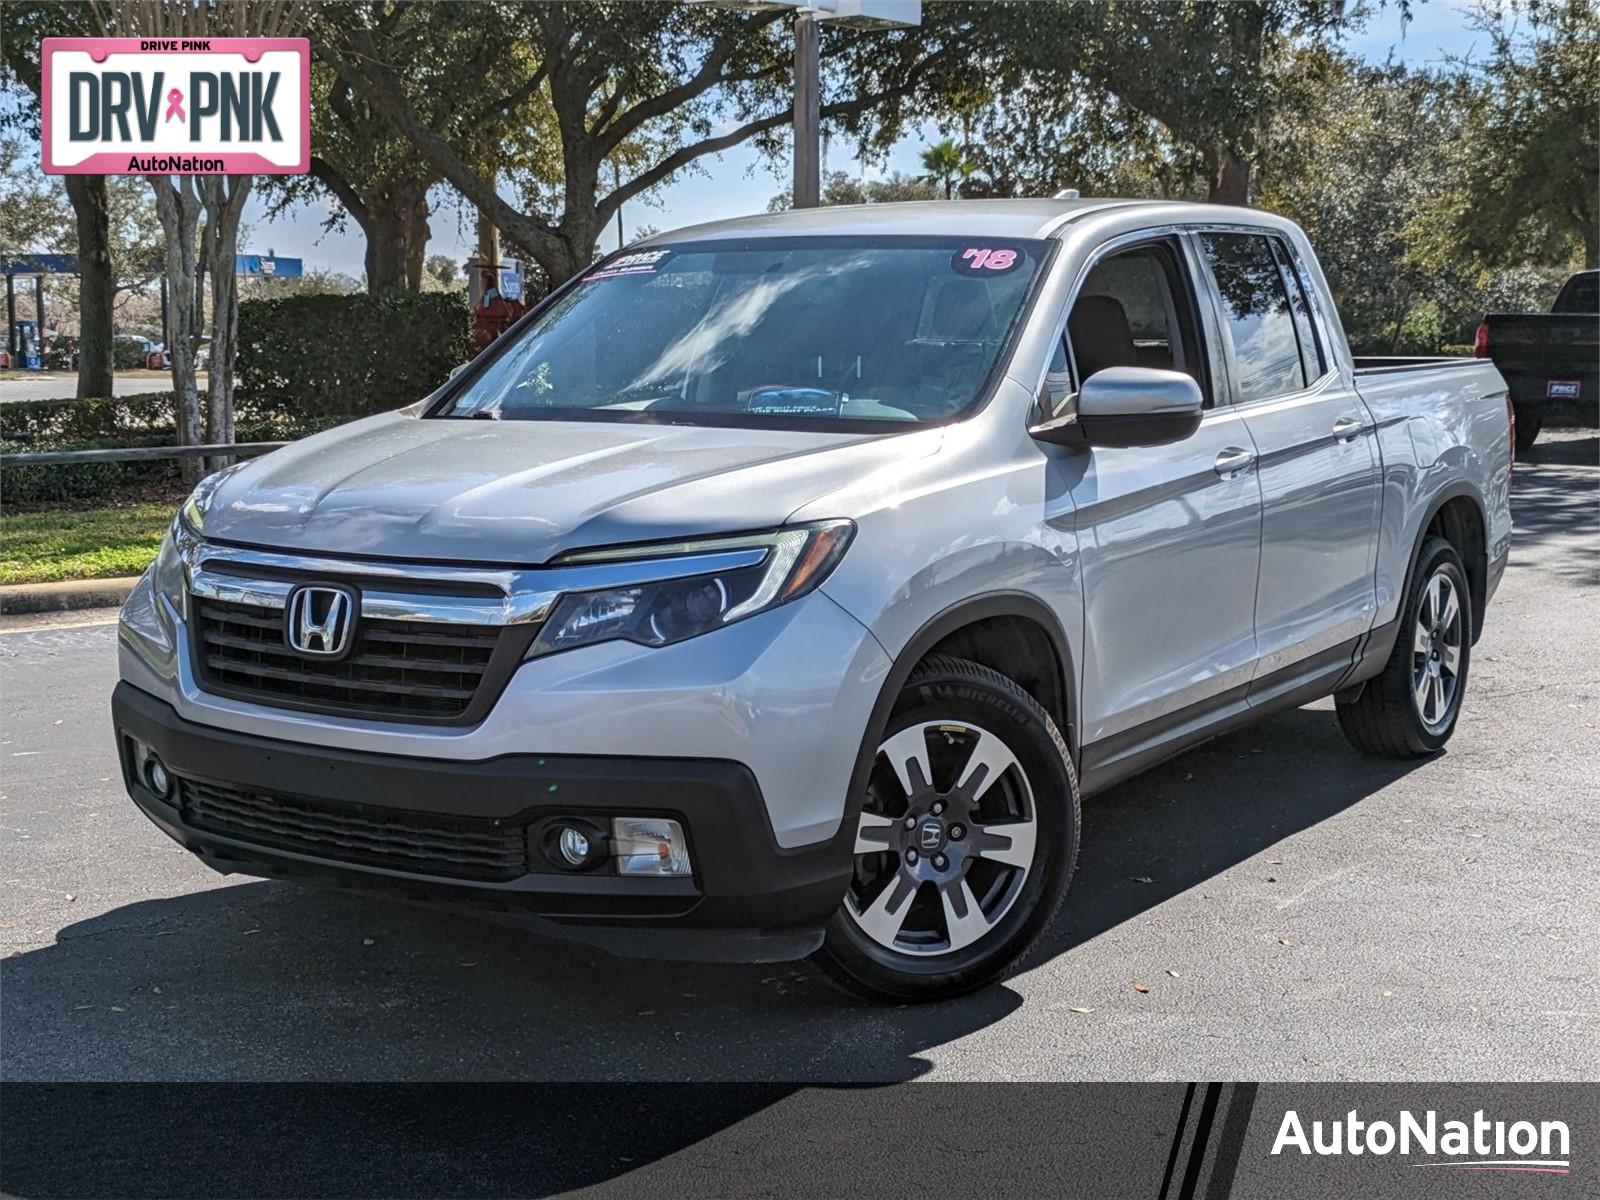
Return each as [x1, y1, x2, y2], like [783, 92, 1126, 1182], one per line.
[111, 682, 853, 963]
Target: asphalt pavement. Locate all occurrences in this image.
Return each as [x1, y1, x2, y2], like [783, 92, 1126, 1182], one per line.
[2, 433, 1596, 1083]
[0, 373, 200, 402]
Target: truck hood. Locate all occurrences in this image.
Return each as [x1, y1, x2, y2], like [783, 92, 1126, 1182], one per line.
[199, 410, 940, 563]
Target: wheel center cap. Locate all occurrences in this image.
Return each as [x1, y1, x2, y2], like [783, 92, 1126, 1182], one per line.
[915, 817, 947, 854]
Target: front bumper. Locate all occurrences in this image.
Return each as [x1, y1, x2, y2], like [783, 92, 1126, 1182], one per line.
[113, 681, 855, 962]
[119, 564, 891, 850]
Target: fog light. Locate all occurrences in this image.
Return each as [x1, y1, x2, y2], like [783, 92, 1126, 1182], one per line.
[558, 826, 593, 866]
[612, 817, 691, 877]
[543, 820, 605, 871]
[144, 757, 172, 799]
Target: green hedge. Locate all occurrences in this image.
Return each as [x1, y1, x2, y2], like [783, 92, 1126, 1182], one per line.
[2, 394, 182, 502]
[2, 393, 175, 442]
[236, 291, 470, 423]
[0, 392, 347, 504]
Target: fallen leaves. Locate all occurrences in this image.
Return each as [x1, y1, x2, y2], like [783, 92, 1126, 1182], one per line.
[1131, 981, 1150, 994]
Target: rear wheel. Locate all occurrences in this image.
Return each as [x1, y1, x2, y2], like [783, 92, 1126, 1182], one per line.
[812, 656, 1079, 1002]
[1337, 536, 1471, 757]
[1513, 404, 1542, 453]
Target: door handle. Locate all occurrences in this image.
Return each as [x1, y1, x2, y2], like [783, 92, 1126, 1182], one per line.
[1214, 447, 1255, 477]
[1331, 416, 1364, 443]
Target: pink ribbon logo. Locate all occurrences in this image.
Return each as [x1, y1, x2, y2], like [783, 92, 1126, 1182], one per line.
[164, 88, 185, 123]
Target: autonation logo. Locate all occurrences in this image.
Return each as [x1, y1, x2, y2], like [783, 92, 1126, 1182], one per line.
[1272, 1108, 1571, 1175]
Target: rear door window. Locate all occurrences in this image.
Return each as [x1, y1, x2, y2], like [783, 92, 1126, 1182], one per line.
[1270, 238, 1325, 384]
[1197, 232, 1307, 404]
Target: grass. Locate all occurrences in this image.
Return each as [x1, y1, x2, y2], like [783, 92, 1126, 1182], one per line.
[1, 501, 174, 585]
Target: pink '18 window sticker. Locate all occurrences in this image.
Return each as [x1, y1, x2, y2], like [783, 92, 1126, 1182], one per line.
[951, 245, 1024, 276]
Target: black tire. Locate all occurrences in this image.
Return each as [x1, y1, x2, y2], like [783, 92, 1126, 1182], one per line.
[812, 655, 1080, 1002]
[1513, 404, 1542, 453]
[1337, 537, 1472, 758]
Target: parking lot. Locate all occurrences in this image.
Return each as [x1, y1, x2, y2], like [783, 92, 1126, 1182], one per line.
[2, 433, 1595, 1084]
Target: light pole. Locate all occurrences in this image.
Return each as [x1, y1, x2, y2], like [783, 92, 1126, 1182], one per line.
[792, 9, 822, 209]
[691, 1, 921, 209]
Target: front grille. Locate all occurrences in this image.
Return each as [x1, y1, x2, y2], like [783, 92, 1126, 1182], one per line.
[180, 777, 529, 881]
[193, 598, 512, 722]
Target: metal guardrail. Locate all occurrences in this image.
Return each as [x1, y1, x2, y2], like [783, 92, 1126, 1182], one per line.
[1, 441, 288, 467]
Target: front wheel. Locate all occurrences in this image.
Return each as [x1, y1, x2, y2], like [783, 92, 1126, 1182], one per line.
[812, 656, 1079, 1002]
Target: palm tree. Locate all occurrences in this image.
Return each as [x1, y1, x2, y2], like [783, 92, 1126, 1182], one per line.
[919, 138, 976, 200]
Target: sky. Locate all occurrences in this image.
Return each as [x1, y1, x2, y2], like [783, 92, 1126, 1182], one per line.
[187, 1, 1497, 278]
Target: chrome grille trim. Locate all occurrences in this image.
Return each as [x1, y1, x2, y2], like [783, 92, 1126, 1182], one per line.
[176, 531, 769, 627]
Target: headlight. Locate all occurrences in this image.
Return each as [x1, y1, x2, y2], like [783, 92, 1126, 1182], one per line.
[529, 521, 854, 658]
[151, 521, 185, 600]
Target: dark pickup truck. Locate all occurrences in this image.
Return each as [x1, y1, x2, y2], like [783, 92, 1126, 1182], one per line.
[1476, 269, 1599, 451]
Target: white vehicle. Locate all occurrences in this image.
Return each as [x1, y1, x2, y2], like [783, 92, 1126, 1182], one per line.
[115, 200, 1512, 1000]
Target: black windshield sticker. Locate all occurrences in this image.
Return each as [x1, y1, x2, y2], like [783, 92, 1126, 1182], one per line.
[587, 249, 672, 281]
[951, 246, 1024, 276]
[745, 386, 844, 415]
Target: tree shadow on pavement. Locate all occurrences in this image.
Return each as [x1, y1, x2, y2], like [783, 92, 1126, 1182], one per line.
[1041, 704, 1428, 960]
[2, 707, 1426, 1092]
[1510, 434, 1597, 587]
[1520, 431, 1597, 470]
[0, 702, 1433, 1196]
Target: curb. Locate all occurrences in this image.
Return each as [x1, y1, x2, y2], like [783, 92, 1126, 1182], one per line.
[0, 576, 139, 616]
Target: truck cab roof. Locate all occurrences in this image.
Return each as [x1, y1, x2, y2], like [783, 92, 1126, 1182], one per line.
[638, 198, 1297, 246]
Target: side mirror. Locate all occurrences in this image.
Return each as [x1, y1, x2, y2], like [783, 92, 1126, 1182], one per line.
[1033, 366, 1203, 449]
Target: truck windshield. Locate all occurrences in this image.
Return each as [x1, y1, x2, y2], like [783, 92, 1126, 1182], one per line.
[436, 236, 1051, 430]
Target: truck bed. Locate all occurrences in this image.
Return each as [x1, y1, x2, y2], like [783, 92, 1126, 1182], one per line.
[1352, 355, 1485, 375]
[1351, 359, 1509, 468]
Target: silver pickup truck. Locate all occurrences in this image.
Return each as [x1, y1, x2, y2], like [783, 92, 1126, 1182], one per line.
[114, 200, 1512, 1000]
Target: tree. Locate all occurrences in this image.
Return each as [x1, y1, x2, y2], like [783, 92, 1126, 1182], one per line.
[0, 1, 117, 397]
[265, 5, 557, 295]
[261, 59, 441, 295]
[951, 79, 1207, 201]
[325, 1, 973, 287]
[767, 169, 938, 211]
[1426, 0, 1599, 270]
[422, 254, 461, 291]
[1258, 48, 1557, 353]
[240, 267, 361, 300]
[916, 0, 1366, 206]
[0, 133, 71, 249]
[918, 138, 975, 199]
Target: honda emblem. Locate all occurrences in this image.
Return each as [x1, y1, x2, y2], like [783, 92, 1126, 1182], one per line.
[285, 585, 356, 658]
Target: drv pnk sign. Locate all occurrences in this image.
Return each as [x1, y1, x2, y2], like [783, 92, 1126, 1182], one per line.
[42, 38, 308, 175]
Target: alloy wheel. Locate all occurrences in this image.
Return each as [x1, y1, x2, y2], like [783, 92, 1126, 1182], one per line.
[844, 720, 1038, 957]
[1412, 569, 1464, 732]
